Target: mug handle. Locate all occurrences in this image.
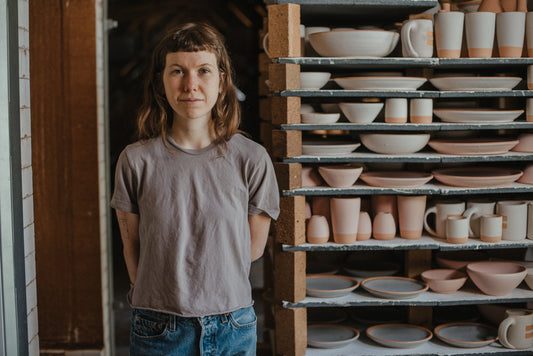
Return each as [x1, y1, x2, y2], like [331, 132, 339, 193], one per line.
[401, 21, 419, 57]
[463, 206, 478, 237]
[262, 33, 271, 58]
[423, 206, 438, 237]
[498, 317, 516, 349]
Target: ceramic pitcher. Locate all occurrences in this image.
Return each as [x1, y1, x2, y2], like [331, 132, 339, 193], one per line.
[498, 309, 533, 349]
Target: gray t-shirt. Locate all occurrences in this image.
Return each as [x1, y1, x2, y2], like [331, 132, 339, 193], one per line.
[110, 134, 280, 317]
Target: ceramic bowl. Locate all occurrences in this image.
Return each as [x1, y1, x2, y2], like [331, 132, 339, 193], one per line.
[435, 251, 489, 270]
[525, 268, 533, 290]
[300, 104, 315, 114]
[360, 133, 430, 154]
[518, 164, 533, 185]
[421, 269, 468, 294]
[512, 133, 533, 153]
[301, 113, 341, 124]
[339, 102, 384, 123]
[318, 165, 363, 188]
[300, 72, 331, 90]
[308, 30, 399, 57]
[466, 261, 527, 296]
[306, 274, 360, 298]
[334, 76, 426, 90]
[366, 324, 433, 349]
[434, 322, 498, 348]
[307, 324, 360, 349]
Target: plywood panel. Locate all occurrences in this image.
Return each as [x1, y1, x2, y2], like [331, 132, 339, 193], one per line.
[30, 0, 103, 348]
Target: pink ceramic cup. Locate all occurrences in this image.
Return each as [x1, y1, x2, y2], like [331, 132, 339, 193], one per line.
[357, 211, 372, 241]
[373, 212, 396, 240]
[330, 197, 360, 244]
[397, 195, 427, 239]
[307, 215, 330, 244]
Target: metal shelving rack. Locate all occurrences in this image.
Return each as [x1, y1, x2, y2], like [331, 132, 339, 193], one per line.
[262, 1, 533, 355]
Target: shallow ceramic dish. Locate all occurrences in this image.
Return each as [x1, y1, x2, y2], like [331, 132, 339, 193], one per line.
[434, 322, 498, 348]
[343, 261, 401, 278]
[428, 138, 519, 155]
[421, 269, 468, 294]
[432, 167, 523, 188]
[467, 261, 527, 296]
[300, 72, 331, 90]
[429, 77, 521, 91]
[306, 274, 359, 298]
[334, 76, 426, 90]
[436, 251, 489, 270]
[301, 113, 341, 124]
[307, 308, 348, 324]
[433, 109, 524, 123]
[318, 165, 363, 188]
[350, 307, 407, 325]
[302, 141, 360, 156]
[366, 324, 433, 349]
[308, 30, 399, 57]
[339, 102, 383, 123]
[360, 133, 430, 154]
[307, 324, 360, 349]
[361, 276, 428, 299]
[360, 171, 433, 188]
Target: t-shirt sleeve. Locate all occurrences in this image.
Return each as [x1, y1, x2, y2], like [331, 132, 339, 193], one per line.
[110, 148, 139, 214]
[248, 147, 280, 220]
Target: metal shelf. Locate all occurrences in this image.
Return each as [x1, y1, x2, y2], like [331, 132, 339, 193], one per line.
[282, 235, 533, 252]
[280, 121, 533, 131]
[277, 90, 533, 98]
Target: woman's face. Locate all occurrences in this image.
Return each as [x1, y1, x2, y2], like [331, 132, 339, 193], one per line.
[162, 50, 221, 125]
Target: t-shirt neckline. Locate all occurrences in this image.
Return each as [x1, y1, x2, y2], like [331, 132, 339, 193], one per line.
[166, 135, 217, 155]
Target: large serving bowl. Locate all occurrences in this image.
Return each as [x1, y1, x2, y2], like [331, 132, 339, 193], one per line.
[300, 72, 331, 90]
[308, 30, 399, 57]
[360, 133, 430, 154]
[466, 261, 527, 296]
[421, 269, 468, 294]
[339, 102, 384, 123]
[318, 165, 363, 188]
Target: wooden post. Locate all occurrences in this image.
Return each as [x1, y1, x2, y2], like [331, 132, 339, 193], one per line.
[274, 305, 307, 356]
[272, 97, 301, 125]
[273, 248, 306, 303]
[275, 195, 306, 246]
[405, 250, 433, 327]
[274, 162, 302, 191]
[268, 63, 300, 93]
[266, 3, 301, 58]
[272, 130, 301, 158]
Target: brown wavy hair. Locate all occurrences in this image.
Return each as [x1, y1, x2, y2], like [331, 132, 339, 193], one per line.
[137, 23, 241, 147]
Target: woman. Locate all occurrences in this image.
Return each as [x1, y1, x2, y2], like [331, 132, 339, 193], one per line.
[111, 23, 280, 355]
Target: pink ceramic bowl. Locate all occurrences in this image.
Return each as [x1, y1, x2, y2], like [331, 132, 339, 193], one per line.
[435, 251, 489, 270]
[467, 261, 527, 296]
[421, 269, 468, 294]
[318, 165, 363, 188]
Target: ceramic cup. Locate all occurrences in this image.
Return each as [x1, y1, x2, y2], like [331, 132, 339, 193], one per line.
[307, 215, 329, 244]
[528, 65, 533, 90]
[435, 11, 465, 58]
[385, 98, 408, 123]
[446, 216, 469, 244]
[373, 212, 396, 240]
[397, 195, 427, 239]
[465, 12, 496, 58]
[401, 19, 434, 58]
[498, 309, 533, 349]
[371, 195, 398, 225]
[526, 12, 533, 57]
[330, 197, 360, 244]
[527, 98, 533, 121]
[357, 211, 372, 241]
[480, 214, 503, 243]
[463, 200, 496, 237]
[424, 201, 466, 238]
[496, 201, 528, 241]
[409, 98, 433, 123]
[528, 202, 533, 239]
[496, 12, 526, 57]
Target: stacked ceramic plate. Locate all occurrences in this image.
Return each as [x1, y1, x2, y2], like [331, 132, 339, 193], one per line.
[433, 108, 524, 123]
[367, 324, 433, 348]
[334, 76, 426, 91]
[429, 76, 521, 91]
[307, 324, 360, 349]
[306, 274, 359, 298]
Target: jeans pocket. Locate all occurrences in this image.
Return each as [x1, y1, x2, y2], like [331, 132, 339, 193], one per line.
[131, 309, 169, 339]
[228, 307, 257, 330]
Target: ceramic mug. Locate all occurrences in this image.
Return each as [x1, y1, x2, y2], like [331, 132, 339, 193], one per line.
[409, 98, 433, 123]
[465, 11, 496, 58]
[424, 201, 465, 238]
[480, 214, 503, 243]
[496, 201, 528, 241]
[498, 309, 533, 349]
[496, 12, 526, 57]
[401, 19, 433, 58]
[330, 197, 360, 244]
[446, 216, 469, 244]
[397, 195, 427, 239]
[463, 200, 496, 237]
[435, 11, 465, 58]
[385, 98, 408, 123]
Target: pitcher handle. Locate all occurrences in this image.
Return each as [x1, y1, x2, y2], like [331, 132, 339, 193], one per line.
[498, 317, 516, 349]
[401, 21, 419, 57]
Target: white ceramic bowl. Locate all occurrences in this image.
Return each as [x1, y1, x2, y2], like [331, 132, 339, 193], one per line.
[467, 261, 527, 296]
[339, 102, 384, 123]
[300, 72, 331, 90]
[301, 113, 340, 124]
[308, 30, 400, 57]
[318, 165, 363, 188]
[359, 133, 430, 154]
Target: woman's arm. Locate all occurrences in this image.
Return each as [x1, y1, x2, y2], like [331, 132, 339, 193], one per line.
[249, 212, 272, 262]
[116, 210, 140, 285]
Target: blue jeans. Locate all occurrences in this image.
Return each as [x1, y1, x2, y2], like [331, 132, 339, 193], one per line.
[130, 306, 257, 355]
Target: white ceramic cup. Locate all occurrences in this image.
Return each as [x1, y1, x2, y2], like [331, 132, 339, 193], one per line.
[496, 12, 526, 58]
[528, 202, 533, 239]
[446, 216, 469, 244]
[526, 12, 533, 57]
[498, 309, 533, 350]
[480, 214, 503, 243]
[385, 98, 408, 123]
[435, 11, 465, 58]
[463, 200, 496, 237]
[424, 201, 466, 238]
[401, 19, 434, 58]
[465, 12, 496, 58]
[409, 98, 433, 123]
[496, 201, 528, 241]
[527, 98, 533, 122]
